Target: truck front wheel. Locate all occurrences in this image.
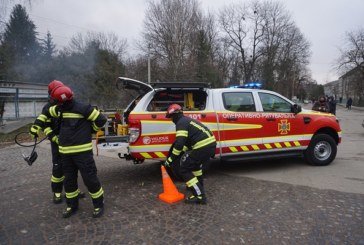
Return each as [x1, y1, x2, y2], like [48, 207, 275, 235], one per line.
[304, 134, 337, 166]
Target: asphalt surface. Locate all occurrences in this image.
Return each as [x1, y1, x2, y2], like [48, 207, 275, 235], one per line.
[0, 106, 363, 244]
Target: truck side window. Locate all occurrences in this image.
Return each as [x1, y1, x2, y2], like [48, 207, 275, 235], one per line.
[222, 92, 256, 112]
[258, 93, 291, 112]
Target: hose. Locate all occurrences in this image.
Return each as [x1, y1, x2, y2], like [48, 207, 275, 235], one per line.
[14, 132, 47, 147]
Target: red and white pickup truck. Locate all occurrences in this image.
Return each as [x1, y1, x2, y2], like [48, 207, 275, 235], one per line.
[115, 77, 341, 166]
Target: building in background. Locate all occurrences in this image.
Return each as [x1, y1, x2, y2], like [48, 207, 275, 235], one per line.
[0, 81, 48, 121]
[324, 66, 364, 106]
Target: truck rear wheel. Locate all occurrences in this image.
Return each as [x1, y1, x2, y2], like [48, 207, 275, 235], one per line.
[304, 134, 337, 166]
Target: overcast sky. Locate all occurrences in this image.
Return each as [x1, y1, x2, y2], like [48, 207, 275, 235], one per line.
[4, 0, 364, 84]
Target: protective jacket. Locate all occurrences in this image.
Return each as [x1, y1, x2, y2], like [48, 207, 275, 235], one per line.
[166, 115, 216, 165]
[41, 100, 107, 154]
[30, 102, 60, 142]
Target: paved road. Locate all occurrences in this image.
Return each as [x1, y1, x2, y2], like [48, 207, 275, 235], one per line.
[0, 106, 363, 244]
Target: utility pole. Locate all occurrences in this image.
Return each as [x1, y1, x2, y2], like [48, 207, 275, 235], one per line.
[148, 44, 151, 84]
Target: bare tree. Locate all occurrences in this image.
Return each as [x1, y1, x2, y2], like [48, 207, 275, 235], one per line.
[67, 31, 128, 60]
[218, 0, 311, 95]
[337, 28, 364, 73]
[336, 28, 364, 105]
[142, 0, 202, 81]
[218, 0, 265, 83]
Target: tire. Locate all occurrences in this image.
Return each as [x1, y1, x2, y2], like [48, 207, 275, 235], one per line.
[304, 133, 337, 166]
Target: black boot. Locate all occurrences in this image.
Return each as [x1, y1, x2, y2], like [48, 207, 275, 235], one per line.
[62, 206, 78, 218]
[92, 207, 104, 218]
[185, 194, 207, 204]
[197, 176, 204, 187]
[53, 193, 62, 204]
[185, 180, 206, 204]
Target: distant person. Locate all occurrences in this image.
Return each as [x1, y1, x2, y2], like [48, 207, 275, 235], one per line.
[328, 96, 337, 115]
[346, 97, 353, 110]
[312, 96, 330, 113]
[339, 97, 343, 104]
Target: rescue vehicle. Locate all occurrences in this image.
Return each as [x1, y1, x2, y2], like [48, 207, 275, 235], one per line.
[108, 77, 341, 166]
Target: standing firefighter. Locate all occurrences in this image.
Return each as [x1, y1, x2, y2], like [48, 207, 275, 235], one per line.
[44, 85, 107, 218]
[164, 104, 216, 204]
[29, 80, 67, 204]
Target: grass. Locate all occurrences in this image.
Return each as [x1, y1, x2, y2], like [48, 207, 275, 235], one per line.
[0, 123, 34, 145]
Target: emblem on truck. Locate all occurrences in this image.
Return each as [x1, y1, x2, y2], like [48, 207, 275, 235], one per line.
[143, 136, 151, 144]
[278, 119, 291, 135]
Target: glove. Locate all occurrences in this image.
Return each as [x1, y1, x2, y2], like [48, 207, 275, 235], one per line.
[162, 159, 171, 167]
[29, 125, 39, 139]
[29, 133, 38, 140]
[51, 135, 59, 145]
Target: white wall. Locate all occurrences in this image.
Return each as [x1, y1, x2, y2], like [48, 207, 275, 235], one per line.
[2, 101, 46, 119]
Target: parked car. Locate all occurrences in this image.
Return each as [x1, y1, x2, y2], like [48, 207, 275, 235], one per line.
[111, 77, 342, 166]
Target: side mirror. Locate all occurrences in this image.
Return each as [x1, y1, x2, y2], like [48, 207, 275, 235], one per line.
[291, 104, 302, 114]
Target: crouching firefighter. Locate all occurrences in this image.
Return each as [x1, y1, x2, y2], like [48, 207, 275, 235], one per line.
[44, 85, 107, 218]
[164, 104, 216, 204]
[29, 80, 66, 204]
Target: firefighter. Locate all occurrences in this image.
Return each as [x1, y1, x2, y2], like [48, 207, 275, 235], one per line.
[29, 80, 68, 204]
[312, 96, 330, 113]
[164, 104, 216, 204]
[44, 85, 107, 218]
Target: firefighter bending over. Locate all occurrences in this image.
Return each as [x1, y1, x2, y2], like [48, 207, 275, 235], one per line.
[164, 104, 216, 204]
[43, 85, 107, 218]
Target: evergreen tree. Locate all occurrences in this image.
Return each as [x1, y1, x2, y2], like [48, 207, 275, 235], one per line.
[41, 31, 56, 60]
[1, 4, 40, 81]
[35, 31, 57, 83]
[194, 29, 220, 87]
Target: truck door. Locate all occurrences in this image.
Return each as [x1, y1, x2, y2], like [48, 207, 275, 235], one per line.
[257, 92, 307, 151]
[215, 91, 263, 156]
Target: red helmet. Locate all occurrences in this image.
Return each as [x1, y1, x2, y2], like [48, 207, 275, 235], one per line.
[48, 80, 64, 94]
[166, 104, 182, 118]
[51, 86, 73, 104]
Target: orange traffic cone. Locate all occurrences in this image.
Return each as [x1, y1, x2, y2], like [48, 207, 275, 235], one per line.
[158, 165, 185, 204]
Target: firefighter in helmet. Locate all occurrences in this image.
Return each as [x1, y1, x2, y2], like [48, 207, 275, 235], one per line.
[164, 104, 216, 204]
[42, 85, 107, 218]
[29, 80, 75, 204]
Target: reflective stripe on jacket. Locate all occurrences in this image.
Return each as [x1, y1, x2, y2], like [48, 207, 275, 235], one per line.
[44, 100, 107, 154]
[167, 115, 216, 164]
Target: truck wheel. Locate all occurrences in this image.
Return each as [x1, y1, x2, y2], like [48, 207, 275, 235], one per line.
[304, 134, 337, 166]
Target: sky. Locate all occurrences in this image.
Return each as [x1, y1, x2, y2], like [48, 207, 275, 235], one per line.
[3, 0, 364, 84]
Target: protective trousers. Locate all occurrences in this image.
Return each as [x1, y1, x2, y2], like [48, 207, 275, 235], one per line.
[180, 145, 215, 196]
[61, 151, 104, 209]
[50, 141, 64, 193]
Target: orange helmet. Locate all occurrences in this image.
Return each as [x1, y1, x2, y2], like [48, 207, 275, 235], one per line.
[166, 104, 182, 118]
[51, 86, 73, 104]
[48, 80, 64, 95]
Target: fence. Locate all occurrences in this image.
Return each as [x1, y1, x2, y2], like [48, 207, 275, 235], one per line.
[0, 82, 48, 123]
